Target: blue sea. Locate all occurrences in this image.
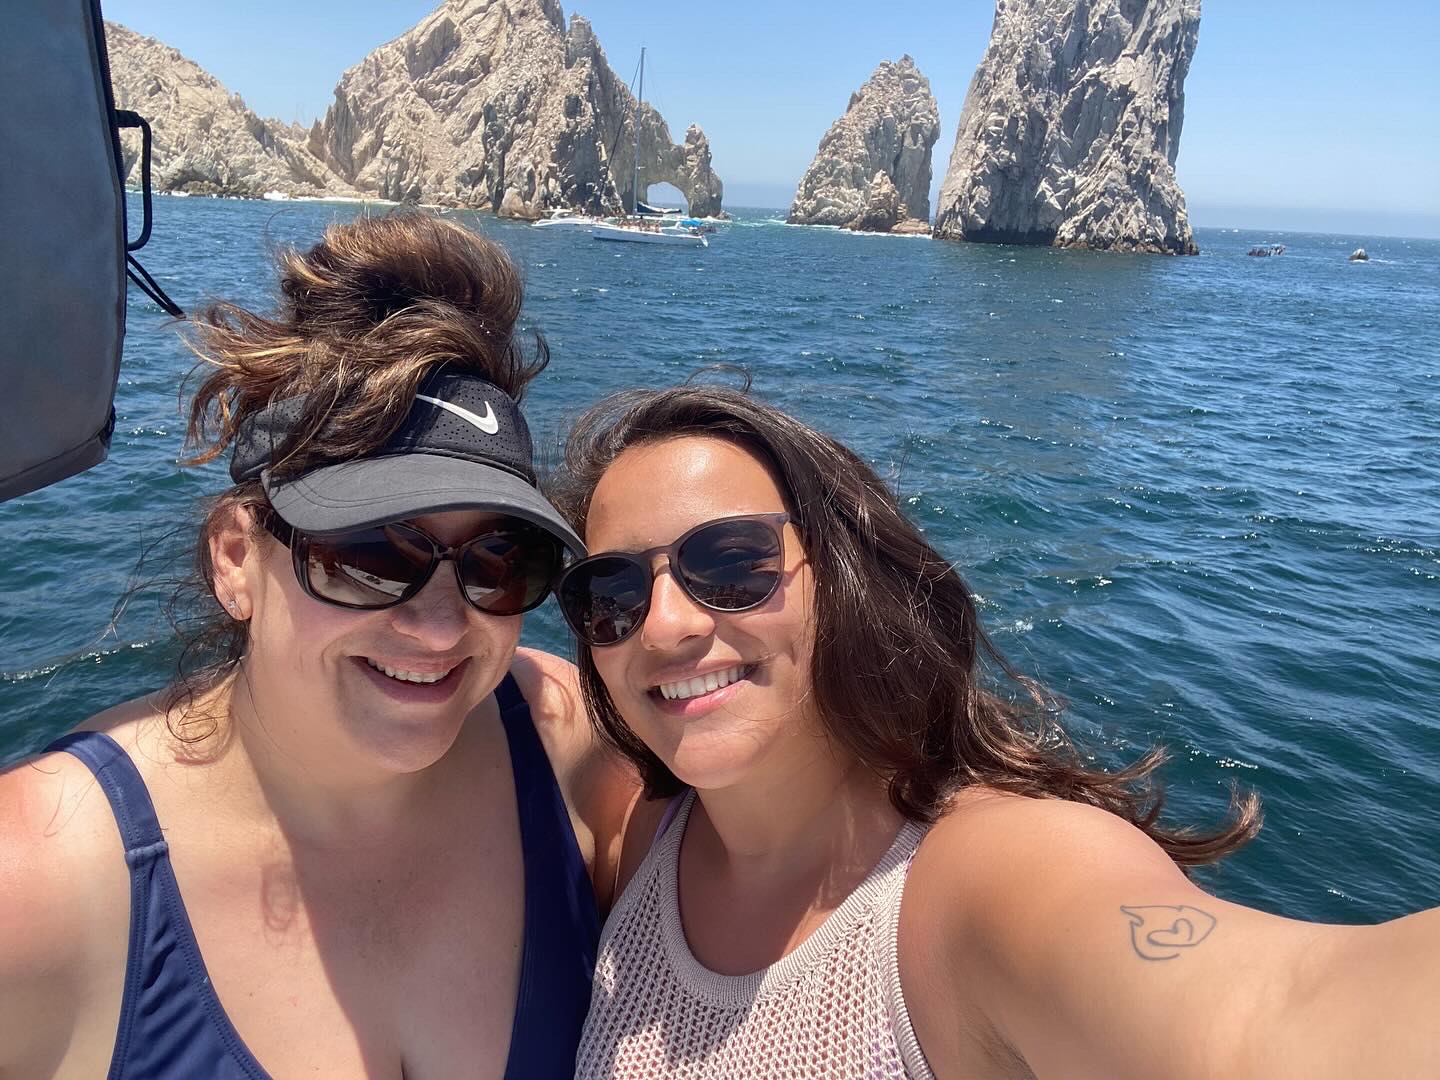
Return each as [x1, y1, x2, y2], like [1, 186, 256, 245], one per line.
[2, 195, 1437, 924]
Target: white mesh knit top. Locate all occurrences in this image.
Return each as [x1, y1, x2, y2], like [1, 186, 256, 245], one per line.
[575, 790, 936, 1079]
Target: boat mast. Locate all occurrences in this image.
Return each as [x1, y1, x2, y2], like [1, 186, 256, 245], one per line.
[630, 47, 644, 216]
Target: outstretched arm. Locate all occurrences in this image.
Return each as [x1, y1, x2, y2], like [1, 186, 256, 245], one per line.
[902, 791, 1440, 1080]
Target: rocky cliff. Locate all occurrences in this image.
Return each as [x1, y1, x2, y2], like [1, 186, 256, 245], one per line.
[102, 1, 722, 217]
[104, 22, 344, 198]
[933, 0, 1200, 254]
[788, 56, 939, 232]
[307, 0, 722, 217]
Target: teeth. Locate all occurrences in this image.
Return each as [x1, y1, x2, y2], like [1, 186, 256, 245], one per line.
[366, 658, 451, 685]
[658, 665, 748, 701]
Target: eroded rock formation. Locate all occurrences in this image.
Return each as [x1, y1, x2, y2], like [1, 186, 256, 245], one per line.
[308, 0, 722, 217]
[104, 22, 344, 198]
[850, 172, 904, 232]
[788, 56, 939, 232]
[934, 0, 1200, 254]
[101, 2, 722, 217]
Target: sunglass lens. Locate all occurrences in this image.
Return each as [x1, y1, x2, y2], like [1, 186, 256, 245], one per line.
[560, 556, 651, 645]
[678, 518, 783, 611]
[301, 525, 434, 608]
[459, 524, 563, 615]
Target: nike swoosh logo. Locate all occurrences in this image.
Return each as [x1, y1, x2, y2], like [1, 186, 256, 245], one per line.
[416, 394, 500, 435]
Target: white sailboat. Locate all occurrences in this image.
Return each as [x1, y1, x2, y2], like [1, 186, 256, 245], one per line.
[532, 207, 605, 229]
[591, 221, 707, 245]
[592, 48, 707, 249]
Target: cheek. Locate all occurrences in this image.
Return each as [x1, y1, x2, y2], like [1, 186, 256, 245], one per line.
[791, 577, 818, 670]
[757, 569, 817, 668]
[482, 616, 523, 656]
[591, 645, 635, 700]
[248, 561, 360, 656]
[246, 543, 301, 621]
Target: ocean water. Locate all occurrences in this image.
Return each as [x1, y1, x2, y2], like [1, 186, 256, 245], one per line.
[2, 196, 1437, 925]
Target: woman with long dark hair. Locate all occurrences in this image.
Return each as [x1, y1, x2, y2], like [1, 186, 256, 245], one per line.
[552, 383, 1439, 1079]
[0, 213, 631, 1079]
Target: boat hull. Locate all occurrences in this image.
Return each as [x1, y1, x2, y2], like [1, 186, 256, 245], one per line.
[532, 216, 605, 228]
[591, 224, 708, 247]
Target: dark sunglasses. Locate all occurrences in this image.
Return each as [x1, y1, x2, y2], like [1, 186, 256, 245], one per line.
[263, 512, 564, 616]
[556, 512, 791, 646]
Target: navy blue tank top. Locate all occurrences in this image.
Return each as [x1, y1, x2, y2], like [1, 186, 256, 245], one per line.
[46, 673, 599, 1079]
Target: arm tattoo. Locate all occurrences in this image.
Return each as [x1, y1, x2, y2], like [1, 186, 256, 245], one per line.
[1120, 904, 1217, 961]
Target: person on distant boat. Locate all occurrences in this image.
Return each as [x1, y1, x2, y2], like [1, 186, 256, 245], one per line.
[0, 213, 633, 1079]
[548, 383, 1440, 1079]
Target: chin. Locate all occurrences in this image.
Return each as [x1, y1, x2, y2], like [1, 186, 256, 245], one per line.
[339, 688, 474, 773]
[627, 680, 804, 784]
[645, 720, 773, 792]
[354, 713, 468, 774]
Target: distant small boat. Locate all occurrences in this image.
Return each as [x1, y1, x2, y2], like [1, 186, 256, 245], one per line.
[1348, 248, 1369, 262]
[1248, 244, 1285, 257]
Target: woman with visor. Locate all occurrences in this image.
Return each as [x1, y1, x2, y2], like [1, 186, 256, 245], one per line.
[550, 384, 1440, 1079]
[0, 213, 632, 1079]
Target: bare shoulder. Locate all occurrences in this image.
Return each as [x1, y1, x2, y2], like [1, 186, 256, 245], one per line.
[0, 698, 158, 945]
[507, 646, 586, 757]
[1, 750, 107, 922]
[905, 789, 1193, 965]
[901, 791, 1313, 1080]
[508, 644, 579, 697]
[508, 647, 635, 791]
[912, 788, 1184, 901]
[506, 648, 639, 908]
[0, 737, 132, 1069]
[1, 695, 165, 915]
[898, 792, 1164, 1075]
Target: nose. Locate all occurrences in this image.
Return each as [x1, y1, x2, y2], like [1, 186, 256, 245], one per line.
[386, 561, 473, 650]
[638, 560, 715, 652]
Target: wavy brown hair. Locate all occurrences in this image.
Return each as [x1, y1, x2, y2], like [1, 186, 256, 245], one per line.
[163, 211, 547, 724]
[552, 384, 1260, 867]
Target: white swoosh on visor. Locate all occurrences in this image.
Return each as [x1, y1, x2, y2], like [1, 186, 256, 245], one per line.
[416, 394, 500, 435]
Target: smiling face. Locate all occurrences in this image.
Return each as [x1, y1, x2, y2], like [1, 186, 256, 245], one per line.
[224, 508, 526, 775]
[582, 436, 821, 792]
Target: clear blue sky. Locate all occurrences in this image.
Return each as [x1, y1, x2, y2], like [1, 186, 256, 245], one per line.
[104, 0, 1440, 237]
